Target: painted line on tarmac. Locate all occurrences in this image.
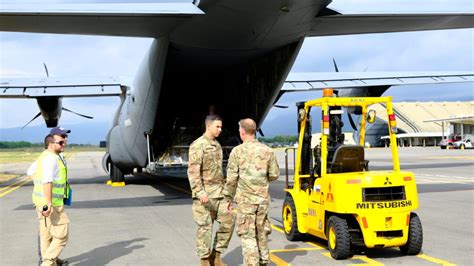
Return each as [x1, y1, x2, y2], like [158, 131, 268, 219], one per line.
[417, 254, 456, 265]
[271, 247, 323, 253]
[272, 224, 325, 250]
[350, 255, 384, 265]
[144, 175, 291, 266]
[0, 175, 30, 192]
[273, 224, 388, 265]
[0, 176, 31, 198]
[271, 224, 285, 234]
[322, 252, 384, 265]
[0, 174, 21, 184]
[139, 175, 460, 265]
[151, 181, 458, 265]
[305, 241, 325, 250]
[269, 253, 290, 266]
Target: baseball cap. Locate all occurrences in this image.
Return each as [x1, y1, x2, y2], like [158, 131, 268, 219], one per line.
[50, 126, 71, 135]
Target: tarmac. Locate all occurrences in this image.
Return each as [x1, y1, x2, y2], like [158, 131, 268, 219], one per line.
[0, 147, 473, 265]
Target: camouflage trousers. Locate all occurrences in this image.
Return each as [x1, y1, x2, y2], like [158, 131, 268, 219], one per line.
[192, 198, 235, 258]
[236, 203, 272, 266]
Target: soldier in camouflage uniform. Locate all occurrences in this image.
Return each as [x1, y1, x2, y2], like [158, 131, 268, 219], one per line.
[223, 118, 280, 266]
[188, 115, 235, 266]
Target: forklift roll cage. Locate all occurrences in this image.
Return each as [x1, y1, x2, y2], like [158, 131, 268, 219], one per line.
[287, 96, 400, 189]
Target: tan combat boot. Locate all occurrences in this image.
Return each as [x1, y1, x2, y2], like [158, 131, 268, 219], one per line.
[200, 257, 211, 266]
[212, 250, 227, 266]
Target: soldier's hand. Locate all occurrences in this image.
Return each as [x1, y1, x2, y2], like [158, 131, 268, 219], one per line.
[199, 195, 209, 204]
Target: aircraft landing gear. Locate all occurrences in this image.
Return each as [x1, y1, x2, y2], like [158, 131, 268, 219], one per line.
[108, 163, 126, 187]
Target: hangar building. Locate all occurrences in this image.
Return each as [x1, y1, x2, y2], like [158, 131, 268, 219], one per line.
[366, 101, 473, 147]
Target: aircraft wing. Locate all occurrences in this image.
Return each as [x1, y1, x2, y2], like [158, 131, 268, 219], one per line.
[310, 9, 474, 36]
[0, 77, 125, 98]
[0, 3, 203, 37]
[282, 71, 474, 91]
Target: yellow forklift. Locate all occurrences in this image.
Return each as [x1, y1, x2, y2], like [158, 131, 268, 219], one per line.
[282, 89, 423, 259]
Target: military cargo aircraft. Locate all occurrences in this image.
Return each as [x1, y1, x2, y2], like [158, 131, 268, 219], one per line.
[0, 1, 473, 183]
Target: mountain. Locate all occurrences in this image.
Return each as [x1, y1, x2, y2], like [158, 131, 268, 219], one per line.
[0, 121, 111, 145]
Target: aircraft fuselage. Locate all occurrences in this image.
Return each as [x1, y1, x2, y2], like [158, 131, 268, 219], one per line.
[108, 0, 328, 170]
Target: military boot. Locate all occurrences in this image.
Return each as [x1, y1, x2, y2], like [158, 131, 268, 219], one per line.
[57, 258, 69, 265]
[200, 257, 211, 266]
[212, 250, 227, 266]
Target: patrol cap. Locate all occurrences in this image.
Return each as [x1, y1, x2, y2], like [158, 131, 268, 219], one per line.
[50, 126, 71, 135]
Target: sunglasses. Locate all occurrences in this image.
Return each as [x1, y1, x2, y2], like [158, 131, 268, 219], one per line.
[53, 141, 66, 146]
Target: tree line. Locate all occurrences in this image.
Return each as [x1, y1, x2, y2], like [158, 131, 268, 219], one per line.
[0, 141, 98, 149]
[258, 135, 298, 146]
[0, 141, 42, 149]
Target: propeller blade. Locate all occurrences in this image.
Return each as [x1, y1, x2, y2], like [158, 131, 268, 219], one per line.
[347, 111, 358, 131]
[62, 107, 94, 119]
[332, 58, 339, 72]
[273, 104, 289, 108]
[21, 112, 42, 130]
[43, 63, 49, 77]
[258, 128, 265, 137]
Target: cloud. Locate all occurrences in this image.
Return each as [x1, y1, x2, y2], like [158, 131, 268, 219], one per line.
[0, 1, 473, 135]
[0, 33, 151, 128]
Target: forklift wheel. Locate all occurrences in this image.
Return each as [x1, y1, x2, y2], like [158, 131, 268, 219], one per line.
[400, 213, 423, 255]
[327, 216, 352, 260]
[282, 195, 302, 241]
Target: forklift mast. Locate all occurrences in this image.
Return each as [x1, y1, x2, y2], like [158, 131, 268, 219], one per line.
[327, 106, 345, 162]
[296, 101, 346, 177]
[296, 101, 312, 175]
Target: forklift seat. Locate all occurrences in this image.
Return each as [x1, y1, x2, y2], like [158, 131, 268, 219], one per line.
[328, 145, 368, 173]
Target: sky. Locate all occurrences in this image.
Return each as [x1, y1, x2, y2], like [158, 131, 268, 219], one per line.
[0, 0, 473, 140]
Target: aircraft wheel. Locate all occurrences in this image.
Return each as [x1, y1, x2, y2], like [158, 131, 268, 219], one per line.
[400, 213, 423, 255]
[110, 164, 125, 183]
[282, 194, 302, 241]
[327, 216, 352, 260]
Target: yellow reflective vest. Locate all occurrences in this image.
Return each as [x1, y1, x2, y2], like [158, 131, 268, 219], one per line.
[32, 150, 68, 207]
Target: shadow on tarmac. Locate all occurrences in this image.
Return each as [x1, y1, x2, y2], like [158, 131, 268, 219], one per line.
[14, 195, 191, 210]
[273, 243, 309, 263]
[363, 247, 406, 259]
[223, 245, 243, 265]
[66, 238, 148, 265]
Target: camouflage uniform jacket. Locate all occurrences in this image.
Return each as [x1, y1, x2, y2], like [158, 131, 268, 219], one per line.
[187, 134, 225, 199]
[224, 139, 280, 204]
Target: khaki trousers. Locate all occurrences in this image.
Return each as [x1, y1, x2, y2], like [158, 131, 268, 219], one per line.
[36, 205, 69, 266]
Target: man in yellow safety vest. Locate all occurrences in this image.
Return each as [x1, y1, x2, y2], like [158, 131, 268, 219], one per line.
[32, 128, 71, 266]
